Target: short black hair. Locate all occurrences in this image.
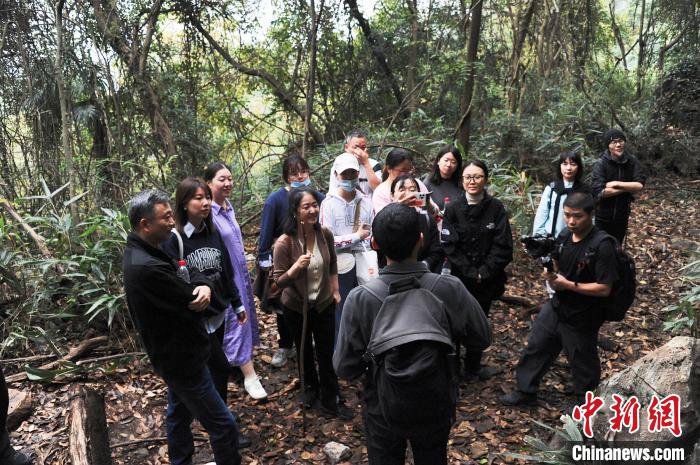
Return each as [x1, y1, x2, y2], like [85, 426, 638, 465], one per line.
[127, 189, 170, 231]
[556, 151, 584, 181]
[463, 159, 489, 181]
[564, 192, 595, 213]
[428, 145, 463, 186]
[372, 203, 420, 261]
[283, 187, 322, 236]
[390, 174, 419, 195]
[282, 155, 310, 183]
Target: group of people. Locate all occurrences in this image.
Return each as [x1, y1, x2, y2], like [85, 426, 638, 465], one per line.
[116, 127, 646, 465]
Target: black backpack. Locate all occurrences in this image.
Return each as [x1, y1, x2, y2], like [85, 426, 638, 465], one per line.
[361, 274, 458, 436]
[560, 230, 636, 321]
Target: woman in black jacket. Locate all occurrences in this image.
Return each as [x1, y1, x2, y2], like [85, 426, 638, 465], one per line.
[164, 177, 249, 403]
[442, 160, 513, 381]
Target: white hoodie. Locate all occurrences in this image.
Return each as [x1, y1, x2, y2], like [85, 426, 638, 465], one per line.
[320, 191, 374, 252]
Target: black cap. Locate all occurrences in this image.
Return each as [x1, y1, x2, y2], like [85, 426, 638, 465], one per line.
[603, 128, 626, 146]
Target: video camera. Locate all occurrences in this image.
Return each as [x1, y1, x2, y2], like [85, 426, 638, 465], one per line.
[520, 234, 557, 272]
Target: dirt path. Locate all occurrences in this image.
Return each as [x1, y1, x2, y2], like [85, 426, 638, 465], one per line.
[6, 182, 699, 464]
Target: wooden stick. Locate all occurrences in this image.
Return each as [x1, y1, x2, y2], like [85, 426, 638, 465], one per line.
[6, 336, 108, 383]
[110, 436, 208, 449]
[0, 199, 53, 258]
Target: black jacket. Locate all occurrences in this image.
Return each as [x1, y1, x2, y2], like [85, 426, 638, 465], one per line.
[442, 193, 513, 300]
[591, 151, 646, 223]
[163, 227, 242, 318]
[123, 233, 212, 378]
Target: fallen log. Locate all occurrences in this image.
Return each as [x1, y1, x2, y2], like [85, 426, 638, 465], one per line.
[6, 336, 108, 383]
[68, 384, 112, 465]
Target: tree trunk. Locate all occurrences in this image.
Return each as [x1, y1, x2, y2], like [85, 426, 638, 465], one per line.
[455, 0, 483, 153]
[636, 0, 646, 99]
[68, 385, 112, 465]
[344, 0, 404, 108]
[89, 0, 177, 159]
[54, 0, 77, 223]
[303, 0, 323, 156]
[405, 0, 420, 113]
[507, 0, 538, 113]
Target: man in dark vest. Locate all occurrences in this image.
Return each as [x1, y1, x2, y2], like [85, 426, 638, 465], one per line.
[591, 128, 646, 243]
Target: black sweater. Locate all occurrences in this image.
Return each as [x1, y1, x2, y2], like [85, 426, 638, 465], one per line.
[163, 227, 242, 317]
[123, 233, 211, 378]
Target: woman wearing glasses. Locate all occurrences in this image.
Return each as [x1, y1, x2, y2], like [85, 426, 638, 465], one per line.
[442, 160, 513, 382]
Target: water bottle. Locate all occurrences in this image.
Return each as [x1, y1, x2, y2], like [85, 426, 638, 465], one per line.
[176, 260, 190, 283]
[440, 258, 451, 275]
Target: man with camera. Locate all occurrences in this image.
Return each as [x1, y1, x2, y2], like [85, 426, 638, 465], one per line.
[501, 192, 618, 407]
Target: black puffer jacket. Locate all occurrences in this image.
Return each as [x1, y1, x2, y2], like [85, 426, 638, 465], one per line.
[442, 193, 513, 301]
[591, 150, 646, 223]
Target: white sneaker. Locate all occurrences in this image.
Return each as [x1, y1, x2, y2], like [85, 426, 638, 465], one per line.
[271, 348, 291, 367]
[244, 377, 268, 400]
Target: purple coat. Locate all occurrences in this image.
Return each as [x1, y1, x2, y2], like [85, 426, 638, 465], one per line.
[211, 200, 260, 365]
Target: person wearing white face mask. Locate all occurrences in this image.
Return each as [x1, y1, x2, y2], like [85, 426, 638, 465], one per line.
[255, 155, 325, 368]
[320, 153, 374, 342]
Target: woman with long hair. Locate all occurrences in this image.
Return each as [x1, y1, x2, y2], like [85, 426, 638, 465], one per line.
[257, 155, 324, 368]
[371, 148, 433, 214]
[205, 162, 268, 400]
[164, 177, 245, 402]
[423, 145, 464, 212]
[532, 151, 592, 238]
[272, 187, 352, 419]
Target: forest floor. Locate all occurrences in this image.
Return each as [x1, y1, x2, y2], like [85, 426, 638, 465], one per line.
[4, 179, 699, 465]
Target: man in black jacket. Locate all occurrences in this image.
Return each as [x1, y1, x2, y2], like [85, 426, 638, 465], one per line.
[501, 193, 618, 407]
[333, 203, 491, 465]
[591, 128, 646, 243]
[123, 190, 245, 465]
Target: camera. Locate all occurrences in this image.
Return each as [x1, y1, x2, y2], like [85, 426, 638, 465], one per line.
[520, 234, 557, 272]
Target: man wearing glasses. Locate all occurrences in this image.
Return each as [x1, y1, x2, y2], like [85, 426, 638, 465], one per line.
[591, 129, 646, 244]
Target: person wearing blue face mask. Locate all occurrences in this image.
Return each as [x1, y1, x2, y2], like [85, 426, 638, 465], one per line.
[320, 153, 374, 342]
[255, 155, 325, 368]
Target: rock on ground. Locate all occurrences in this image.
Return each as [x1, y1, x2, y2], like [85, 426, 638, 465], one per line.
[592, 336, 700, 446]
[323, 441, 351, 464]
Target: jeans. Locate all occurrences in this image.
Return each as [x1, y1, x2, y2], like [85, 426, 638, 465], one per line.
[164, 366, 241, 465]
[209, 328, 231, 403]
[336, 267, 358, 345]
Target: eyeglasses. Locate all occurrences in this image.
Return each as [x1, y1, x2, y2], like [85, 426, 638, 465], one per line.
[610, 139, 625, 146]
[463, 175, 485, 182]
